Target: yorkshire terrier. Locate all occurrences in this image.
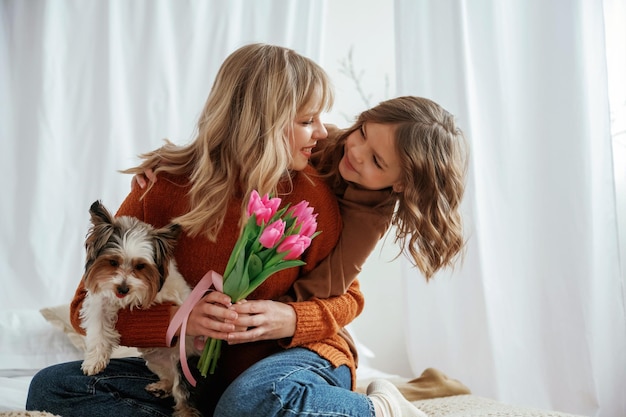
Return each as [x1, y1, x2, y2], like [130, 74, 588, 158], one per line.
[79, 200, 199, 416]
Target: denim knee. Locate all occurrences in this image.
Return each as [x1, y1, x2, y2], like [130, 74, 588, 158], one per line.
[26, 363, 73, 410]
[215, 370, 275, 416]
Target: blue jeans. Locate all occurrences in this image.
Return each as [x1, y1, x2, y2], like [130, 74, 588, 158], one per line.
[214, 348, 375, 417]
[26, 357, 174, 417]
[26, 349, 374, 416]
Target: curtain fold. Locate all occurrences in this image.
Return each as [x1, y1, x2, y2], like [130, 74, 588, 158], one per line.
[0, 0, 326, 309]
[395, 1, 625, 416]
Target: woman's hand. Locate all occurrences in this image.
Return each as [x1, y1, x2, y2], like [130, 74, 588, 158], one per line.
[183, 291, 238, 342]
[130, 168, 157, 190]
[225, 300, 296, 344]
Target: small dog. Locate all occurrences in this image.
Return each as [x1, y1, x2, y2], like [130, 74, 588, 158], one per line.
[79, 200, 199, 417]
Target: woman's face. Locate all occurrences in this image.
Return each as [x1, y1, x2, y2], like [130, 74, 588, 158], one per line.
[288, 97, 328, 171]
[339, 122, 404, 192]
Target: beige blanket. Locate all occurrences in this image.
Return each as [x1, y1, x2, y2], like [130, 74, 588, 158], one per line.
[357, 367, 471, 400]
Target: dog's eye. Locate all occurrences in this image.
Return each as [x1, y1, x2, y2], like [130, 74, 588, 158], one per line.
[109, 260, 119, 267]
[135, 264, 145, 271]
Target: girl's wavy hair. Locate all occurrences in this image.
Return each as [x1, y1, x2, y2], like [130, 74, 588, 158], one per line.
[123, 43, 333, 240]
[317, 96, 469, 279]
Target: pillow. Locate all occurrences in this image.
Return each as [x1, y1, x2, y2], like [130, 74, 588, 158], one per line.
[0, 308, 83, 371]
[39, 305, 86, 352]
[39, 304, 141, 358]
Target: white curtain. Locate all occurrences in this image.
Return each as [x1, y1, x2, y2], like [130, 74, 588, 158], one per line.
[395, 1, 625, 416]
[0, 0, 325, 357]
[3, 2, 625, 414]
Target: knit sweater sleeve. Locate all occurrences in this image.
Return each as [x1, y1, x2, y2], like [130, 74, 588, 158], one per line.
[283, 278, 365, 347]
[289, 184, 395, 301]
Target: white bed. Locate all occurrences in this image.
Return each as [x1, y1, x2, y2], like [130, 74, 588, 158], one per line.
[0, 306, 587, 417]
[0, 306, 88, 412]
[0, 307, 78, 411]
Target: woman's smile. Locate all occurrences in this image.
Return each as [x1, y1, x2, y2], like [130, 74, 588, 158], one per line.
[301, 142, 317, 158]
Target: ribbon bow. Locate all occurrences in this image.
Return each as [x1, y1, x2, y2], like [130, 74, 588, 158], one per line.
[165, 270, 224, 387]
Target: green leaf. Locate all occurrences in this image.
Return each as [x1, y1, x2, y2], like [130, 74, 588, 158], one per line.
[223, 219, 254, 278]
[256, 247, 276, 263]
[235, 268, 249, 300]
[238, 260, 305, 300]
[264, 250, 288, 269]
[247, 253, 263, 281]
[283, 216, 297, 230]
[223, 247, 248, 297]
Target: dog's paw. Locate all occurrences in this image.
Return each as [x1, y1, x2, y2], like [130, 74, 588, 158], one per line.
[145, 381, 172, 398]
[81, 358, 108, 376]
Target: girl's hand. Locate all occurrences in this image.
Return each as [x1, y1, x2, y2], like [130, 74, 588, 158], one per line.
[130, 168, 157, 190]
[225, 300, 296, 344]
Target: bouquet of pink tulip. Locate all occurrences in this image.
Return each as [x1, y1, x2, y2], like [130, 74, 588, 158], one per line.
[197, 190, 320, 376]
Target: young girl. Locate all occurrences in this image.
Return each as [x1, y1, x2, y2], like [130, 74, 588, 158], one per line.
[136, 96, 468, 302]
[290, 95, 468, 300]
[26, 44, 424, 417]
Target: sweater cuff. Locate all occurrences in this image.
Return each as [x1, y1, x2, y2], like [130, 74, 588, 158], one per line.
[283, 301, 326, 347]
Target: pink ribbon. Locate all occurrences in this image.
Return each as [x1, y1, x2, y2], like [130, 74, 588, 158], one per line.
[165, 270, 224, 387]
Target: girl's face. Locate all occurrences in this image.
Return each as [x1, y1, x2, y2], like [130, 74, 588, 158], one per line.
[288, 98, 328, 171]
[339, 122, 404, 192]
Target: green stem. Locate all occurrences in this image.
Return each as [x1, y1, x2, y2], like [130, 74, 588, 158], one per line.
[197, 337, 224, 377]
[197, 338, 210, 370]
[209, 340, 222, 375]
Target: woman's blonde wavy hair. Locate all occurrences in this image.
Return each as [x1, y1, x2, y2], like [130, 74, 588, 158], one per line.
[123, 43, 333, 240]
[316, 96, 469, 279]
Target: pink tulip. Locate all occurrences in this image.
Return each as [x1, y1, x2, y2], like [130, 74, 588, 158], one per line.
[287, 201, 317, 237]
[259, 220, 286, 248]
[297, 214, 318, 237]
[277, 234, 312, 260]
[247, 190, 281, 225]
[287, 200, 314, 220]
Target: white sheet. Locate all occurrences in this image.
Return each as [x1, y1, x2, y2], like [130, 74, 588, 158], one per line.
[0, 308, 83, 411]
[0, 373, 34, 411]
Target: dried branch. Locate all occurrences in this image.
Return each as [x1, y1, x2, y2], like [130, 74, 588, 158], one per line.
[338, 46, 373, 108]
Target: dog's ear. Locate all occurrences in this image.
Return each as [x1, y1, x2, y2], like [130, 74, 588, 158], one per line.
[154, 223, 182, 258]
[152, 223, 182, 284]
[89, 200, 115, 226]
[84, 201, 116, 276]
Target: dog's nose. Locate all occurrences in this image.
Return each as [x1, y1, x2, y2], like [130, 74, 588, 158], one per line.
[116, 283, 130, 296]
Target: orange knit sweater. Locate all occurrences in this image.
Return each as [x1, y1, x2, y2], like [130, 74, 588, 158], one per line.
[70, 166, 364, 389]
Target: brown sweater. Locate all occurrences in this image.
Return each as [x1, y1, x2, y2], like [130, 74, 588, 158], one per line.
[70, 166, 365, 390]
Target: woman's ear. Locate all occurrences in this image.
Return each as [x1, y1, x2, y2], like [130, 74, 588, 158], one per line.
[392, 182, 404, 193]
